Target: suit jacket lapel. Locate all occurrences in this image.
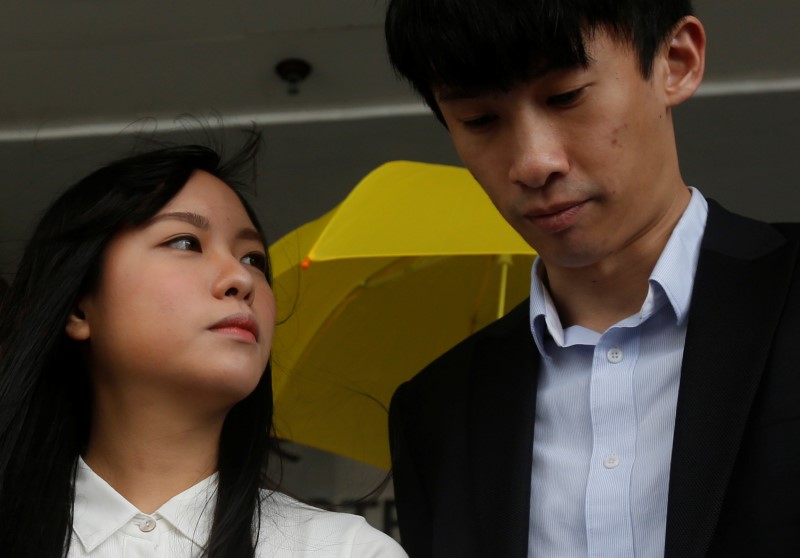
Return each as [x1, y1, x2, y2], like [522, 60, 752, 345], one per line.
[468, 301, 539, 558]
[665, 201, 798, 557]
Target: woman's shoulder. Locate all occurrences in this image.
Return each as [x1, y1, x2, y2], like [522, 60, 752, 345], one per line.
[256, 490, 408, 557]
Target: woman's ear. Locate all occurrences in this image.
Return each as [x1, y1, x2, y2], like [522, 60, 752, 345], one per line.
[65, 304, 91, 341]
[662, 15, 706, 107]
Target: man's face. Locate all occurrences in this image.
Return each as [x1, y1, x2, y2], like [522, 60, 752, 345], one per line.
[436, 30, 688, 273]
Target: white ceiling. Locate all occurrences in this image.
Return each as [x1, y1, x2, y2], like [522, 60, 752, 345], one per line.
[2, 0, 800, 282]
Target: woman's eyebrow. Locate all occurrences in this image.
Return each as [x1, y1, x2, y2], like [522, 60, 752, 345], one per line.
[237, 228, 264, 244]
[149, 211, 210, 229]
[150, 211, 264, 245]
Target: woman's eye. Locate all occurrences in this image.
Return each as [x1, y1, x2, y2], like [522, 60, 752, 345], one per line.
[165, 236, 201, 252]
[241, 252, 268, 274]
[547, 87, 585, 107]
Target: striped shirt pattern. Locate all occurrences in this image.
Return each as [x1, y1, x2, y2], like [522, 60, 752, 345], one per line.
[527, 188, 708, 557]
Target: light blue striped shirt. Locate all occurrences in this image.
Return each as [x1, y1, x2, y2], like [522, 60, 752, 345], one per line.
[527, 188, 708, 558]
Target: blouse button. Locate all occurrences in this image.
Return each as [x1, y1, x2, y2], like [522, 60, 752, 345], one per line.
[139, 517, 157, 532]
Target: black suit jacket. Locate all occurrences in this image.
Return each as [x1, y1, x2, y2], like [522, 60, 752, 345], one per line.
[389, 201, 800, 557]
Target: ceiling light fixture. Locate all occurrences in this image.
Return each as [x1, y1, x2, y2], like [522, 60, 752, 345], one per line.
[275, 58, 312, 95]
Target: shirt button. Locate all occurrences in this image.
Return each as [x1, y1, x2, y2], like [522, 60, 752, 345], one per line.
[139, 517, 157, 532]
[604, 454, 620, 469]
[606, 347, 623, 363]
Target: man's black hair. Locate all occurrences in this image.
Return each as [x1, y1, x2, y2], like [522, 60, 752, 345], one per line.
[385, 0, 694, 123]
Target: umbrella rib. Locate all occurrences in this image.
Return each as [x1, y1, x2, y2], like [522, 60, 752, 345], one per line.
[468, 256, 494, 335]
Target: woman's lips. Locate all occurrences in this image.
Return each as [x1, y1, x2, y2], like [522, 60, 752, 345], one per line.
[209, 313, 259, 343]
[526, 201, 587, 233]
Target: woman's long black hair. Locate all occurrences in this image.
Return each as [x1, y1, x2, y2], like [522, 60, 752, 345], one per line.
[0, 133, 273, 557]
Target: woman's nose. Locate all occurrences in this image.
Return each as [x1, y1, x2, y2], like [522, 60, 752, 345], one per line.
[212, 255, 254, 303]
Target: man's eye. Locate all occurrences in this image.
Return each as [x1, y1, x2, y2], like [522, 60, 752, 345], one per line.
[462, 114, 498, 130]
[547, 87, 585, 107]
[165, 236, 201, 252]
[242, 252, 268, 274]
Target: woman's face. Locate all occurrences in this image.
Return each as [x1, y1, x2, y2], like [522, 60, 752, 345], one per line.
[67, 170, 275, 410]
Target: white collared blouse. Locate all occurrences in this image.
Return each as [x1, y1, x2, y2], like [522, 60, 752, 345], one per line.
[70, 459, 407, 557]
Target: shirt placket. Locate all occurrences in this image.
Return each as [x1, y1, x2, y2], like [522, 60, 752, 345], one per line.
[585, 327, 639, 558]
[120, 513, 162, 557]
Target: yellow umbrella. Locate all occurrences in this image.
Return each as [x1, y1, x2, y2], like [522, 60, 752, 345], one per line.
[269, 161, 536, 469]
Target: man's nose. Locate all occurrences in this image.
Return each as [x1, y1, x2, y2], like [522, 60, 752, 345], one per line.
[507, 115, 570, 189]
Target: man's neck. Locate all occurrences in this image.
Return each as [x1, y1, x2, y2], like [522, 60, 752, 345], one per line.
[543, 189, 691, 333]
[544, 254, 656, 333]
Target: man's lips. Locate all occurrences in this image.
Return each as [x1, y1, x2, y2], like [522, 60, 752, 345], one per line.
[209, 313, 259, 343]
[525, 200, 587, 233]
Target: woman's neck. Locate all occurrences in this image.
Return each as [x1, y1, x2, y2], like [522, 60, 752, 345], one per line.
[83, 389, 225, 514]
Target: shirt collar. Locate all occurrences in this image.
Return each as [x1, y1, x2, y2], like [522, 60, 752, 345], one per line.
[647, 187, 708, 325]
[72, 457, 218, 552]
[155, 469, 217, 547]
[530, 187, 708, 355]
[72, 457, 141, 552]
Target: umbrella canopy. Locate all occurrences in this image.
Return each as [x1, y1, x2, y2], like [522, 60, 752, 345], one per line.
[269, 161, 536, 469]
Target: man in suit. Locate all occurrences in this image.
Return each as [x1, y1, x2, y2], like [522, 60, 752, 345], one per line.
[384, 1, 800, 556]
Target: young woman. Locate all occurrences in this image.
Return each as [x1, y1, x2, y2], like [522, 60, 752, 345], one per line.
[0, 138, 406, 557]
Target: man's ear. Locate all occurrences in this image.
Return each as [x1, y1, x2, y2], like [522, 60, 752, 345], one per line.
[662, 16, 706, 107]
[65, 303, 91, 341]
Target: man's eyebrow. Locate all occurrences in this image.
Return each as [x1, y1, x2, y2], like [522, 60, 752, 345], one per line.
[149, 211, 210, 229]
[436, 85, 518, 103]
[436, 88, 483, 103]
[436, 61, 592, 104]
